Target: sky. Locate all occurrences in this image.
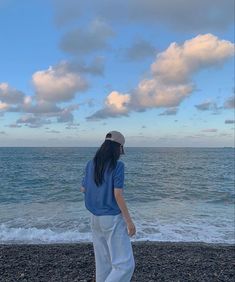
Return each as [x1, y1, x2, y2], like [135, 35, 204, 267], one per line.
[0, 0, 234, 147]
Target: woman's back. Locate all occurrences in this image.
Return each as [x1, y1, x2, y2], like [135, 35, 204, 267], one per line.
[81, 131, 135, 282]
[82, 159, 125, 216]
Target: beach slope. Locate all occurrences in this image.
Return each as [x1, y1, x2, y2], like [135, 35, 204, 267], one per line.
[0, 242, 234, 281]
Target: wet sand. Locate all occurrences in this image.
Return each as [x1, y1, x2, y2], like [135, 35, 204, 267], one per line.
[0, 241, 234, 281]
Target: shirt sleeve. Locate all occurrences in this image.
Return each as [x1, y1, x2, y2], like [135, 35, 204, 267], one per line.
[113, 161, 124, 189]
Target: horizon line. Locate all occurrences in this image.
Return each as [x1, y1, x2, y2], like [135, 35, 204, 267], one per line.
[0, 146, 234, 148]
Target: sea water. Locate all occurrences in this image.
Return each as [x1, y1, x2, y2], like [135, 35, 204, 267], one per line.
[0, 147, 234, 244]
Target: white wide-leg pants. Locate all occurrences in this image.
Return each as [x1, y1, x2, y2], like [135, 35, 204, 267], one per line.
[90, 213, 135, 282]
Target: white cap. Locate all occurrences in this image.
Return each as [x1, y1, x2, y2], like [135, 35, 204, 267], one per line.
[105, 131, 125, 154]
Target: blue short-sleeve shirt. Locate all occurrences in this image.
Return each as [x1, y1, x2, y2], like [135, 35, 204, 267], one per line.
[81, 160, 124, 216]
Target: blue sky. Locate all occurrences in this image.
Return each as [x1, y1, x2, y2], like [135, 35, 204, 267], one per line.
[0, 0, 234, 147]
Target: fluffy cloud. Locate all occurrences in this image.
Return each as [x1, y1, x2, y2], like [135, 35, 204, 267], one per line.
[131, 81, 193, 111]
[32, 63, 88, 103]
[1, 55, 103, 127]
[57, 109, 74, 123]
[60, 19, 114, 55]
[105, 91, 130, 111]
[0, 58, 94, 122]
[1, 47, 103, 128]
[16, 115, 52, 128]
[22, 99, 62, 114]
[0, 80, 82, 127]
[0, 83, 24, 104]
[87, 34, 234, 120]
[87, 91, 130, 120]
[0, 102, 9, 110]
[0, 83, 27, 115]
[150, 34, 234, 85]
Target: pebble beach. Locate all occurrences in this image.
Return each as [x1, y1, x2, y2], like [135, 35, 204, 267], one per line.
[1, 241, 234, 282]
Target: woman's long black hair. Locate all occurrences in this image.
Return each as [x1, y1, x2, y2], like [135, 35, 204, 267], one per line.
[93, 133, 121, 186]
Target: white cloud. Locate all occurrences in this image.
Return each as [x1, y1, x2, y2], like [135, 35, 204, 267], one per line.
[88, 34, 234, 120]
[23, 96, 32, 105]
[57, 109, 74, 123]
[151, 34, 234, 85]
[32, 63, 88, 103]
[0, 63, 90, 129]
[0, 83, 62, 116]
[0, 83, 25, 104]
[87, 91, 130, 120]
[21, 98, 62, 114]
[0, 81, 81, 127]
[0, 102, 9, 110]
[131, 80, 193, 110]
[16, 115, 51, 128]
[105, 91, 130, 112]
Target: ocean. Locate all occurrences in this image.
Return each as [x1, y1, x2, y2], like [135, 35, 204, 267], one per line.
[0, 147, 234, 244]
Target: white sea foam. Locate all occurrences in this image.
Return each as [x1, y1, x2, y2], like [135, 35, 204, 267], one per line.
[0, 221, 234, 244]
[133, 220, 235, 244]
[0, 224, 91, 244]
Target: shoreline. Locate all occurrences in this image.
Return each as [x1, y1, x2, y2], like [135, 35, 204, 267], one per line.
[0, 240, 234, 246]
[1, 241, 234, 281]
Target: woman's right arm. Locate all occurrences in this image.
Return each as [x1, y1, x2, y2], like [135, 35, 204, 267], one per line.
[114, 189, 136, 237]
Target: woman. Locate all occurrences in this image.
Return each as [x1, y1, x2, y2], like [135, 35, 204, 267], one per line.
[81, 130, 136, 282]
